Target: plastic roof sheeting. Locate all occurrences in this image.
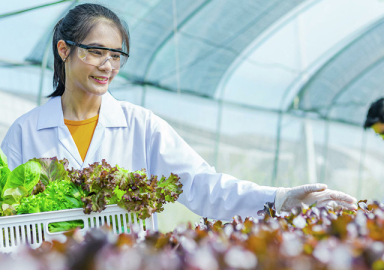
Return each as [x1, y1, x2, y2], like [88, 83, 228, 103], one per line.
[298, 17, 384, 126]
[1, 0, 384, 126]
[220, 0, 384, 125]
[0, 1, 73, 64]
[25, 0, 306, 98]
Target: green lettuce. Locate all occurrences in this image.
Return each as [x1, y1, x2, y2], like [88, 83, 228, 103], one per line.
[0, 157, 72, 215]
[0, 156, 183, 222]
[32, 157, 69, 186]
[17, 180, 84, 214]
[1, 186, 28, 215]
[0, 148, 7, 169]
[2, 159, 41, 196]
[0, 149, 10, 198]
[48, 220, 84, 233]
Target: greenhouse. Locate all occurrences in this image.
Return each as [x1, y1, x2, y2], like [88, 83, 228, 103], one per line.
[1, 1, 384, 268]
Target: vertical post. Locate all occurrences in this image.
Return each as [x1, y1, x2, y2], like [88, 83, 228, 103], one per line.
[271, 111, 283, 186]
[141, 84, 147, 107]
[37, 36, 52, 106]
[172, 0, 181, 96]
[214, 99, 223, 169]
[304, 118, 317, 183]
[172, 0, 182, 133]
[357, 130, 367, 199]
[320, 119, 330, 183]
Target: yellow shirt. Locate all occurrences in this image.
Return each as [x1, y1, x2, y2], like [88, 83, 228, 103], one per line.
[64, 115, 99, 161]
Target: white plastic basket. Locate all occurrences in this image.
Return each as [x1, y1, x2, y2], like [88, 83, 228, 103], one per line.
[0, 204, 157, 253]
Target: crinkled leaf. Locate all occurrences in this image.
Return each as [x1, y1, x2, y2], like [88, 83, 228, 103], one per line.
[157, 173, 182, 192]
[31, 180, 46, 195]
[68, 160, 117, 214]
[68, 159, 117, 194]
[17, 181, 84, 214]
[82, 193, 109, 214]
[68, 160, 182, 219]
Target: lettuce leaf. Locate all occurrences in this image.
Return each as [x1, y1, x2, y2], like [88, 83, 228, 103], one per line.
[17, 180, 84, 214]
[32, 157, 69, 186]
[48, 220, 84, 233]
[157, 173, 183, 202]
[0, 168, 10, 199]
[0, 148, 7, 170]
[2, 159, 41, 196]
[115, 171, 183, 219]
[68, 160, 183, 219]
[0, 149, 10, 198]
[3, 186, 28, 203]
[68, 160, 118, 214]
[0, 186, 28, 215]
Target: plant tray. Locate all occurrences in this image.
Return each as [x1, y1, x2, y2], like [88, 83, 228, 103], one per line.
[0, 204, 157, 253]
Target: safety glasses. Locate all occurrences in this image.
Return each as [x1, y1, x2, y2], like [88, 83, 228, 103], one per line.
[65, 40, 129, 70]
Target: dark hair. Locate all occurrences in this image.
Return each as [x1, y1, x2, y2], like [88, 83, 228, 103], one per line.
[49, 3, 130, 97]
[364, 98, 384, 129]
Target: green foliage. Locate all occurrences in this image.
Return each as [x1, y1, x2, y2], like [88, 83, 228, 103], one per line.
[0, 167, 10, 199]
[0, 148, 10, 197]
[1, 186, 28, 215]
[68, 160, 183, 219]
[32, 157, 70, 186]
[0, 148, 7, 169]
[17, 180, 84, 214]
[48, 220, 84, 233]
[2, 159, 41, 196]
[0, 157, 72, 216]
[0, 155, 183, 223]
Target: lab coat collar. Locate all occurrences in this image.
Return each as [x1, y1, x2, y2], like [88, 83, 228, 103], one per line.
[98, 92, 128, 128]
[37, 92, 128, 130]
[37, 96, 64, 130]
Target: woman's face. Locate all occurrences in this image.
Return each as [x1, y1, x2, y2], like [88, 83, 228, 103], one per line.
[65, 22, 123, 97]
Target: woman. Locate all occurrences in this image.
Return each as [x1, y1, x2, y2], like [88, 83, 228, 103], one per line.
[0, 4, 357, 220]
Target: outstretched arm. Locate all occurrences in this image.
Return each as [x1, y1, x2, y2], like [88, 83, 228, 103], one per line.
[147, 114, 277, 220]
[147, 114, 357, 220]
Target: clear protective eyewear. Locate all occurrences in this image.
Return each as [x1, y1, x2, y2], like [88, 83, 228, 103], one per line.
[65, 40, 129, 70]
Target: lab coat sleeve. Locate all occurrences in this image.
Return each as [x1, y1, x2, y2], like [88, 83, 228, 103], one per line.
[0, 122, 22, 171]
[147, 114, 278, 221]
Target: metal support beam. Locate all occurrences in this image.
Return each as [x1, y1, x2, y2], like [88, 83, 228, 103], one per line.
[213, 99, 223, 169]
[0, 0, 73, 19]
[271, 111, 283, 186]
[37, 36, 52, 106]
[143, 0, 213, 83]
[320, 119, 330, 183]
[357, 131, 367, 199]
[304, 119, 317, 183]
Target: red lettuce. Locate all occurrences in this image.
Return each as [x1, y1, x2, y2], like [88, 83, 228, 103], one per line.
[68, 160, 183, 219]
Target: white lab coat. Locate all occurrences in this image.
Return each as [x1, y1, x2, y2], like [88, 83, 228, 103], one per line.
[1, 92, 277, 220]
